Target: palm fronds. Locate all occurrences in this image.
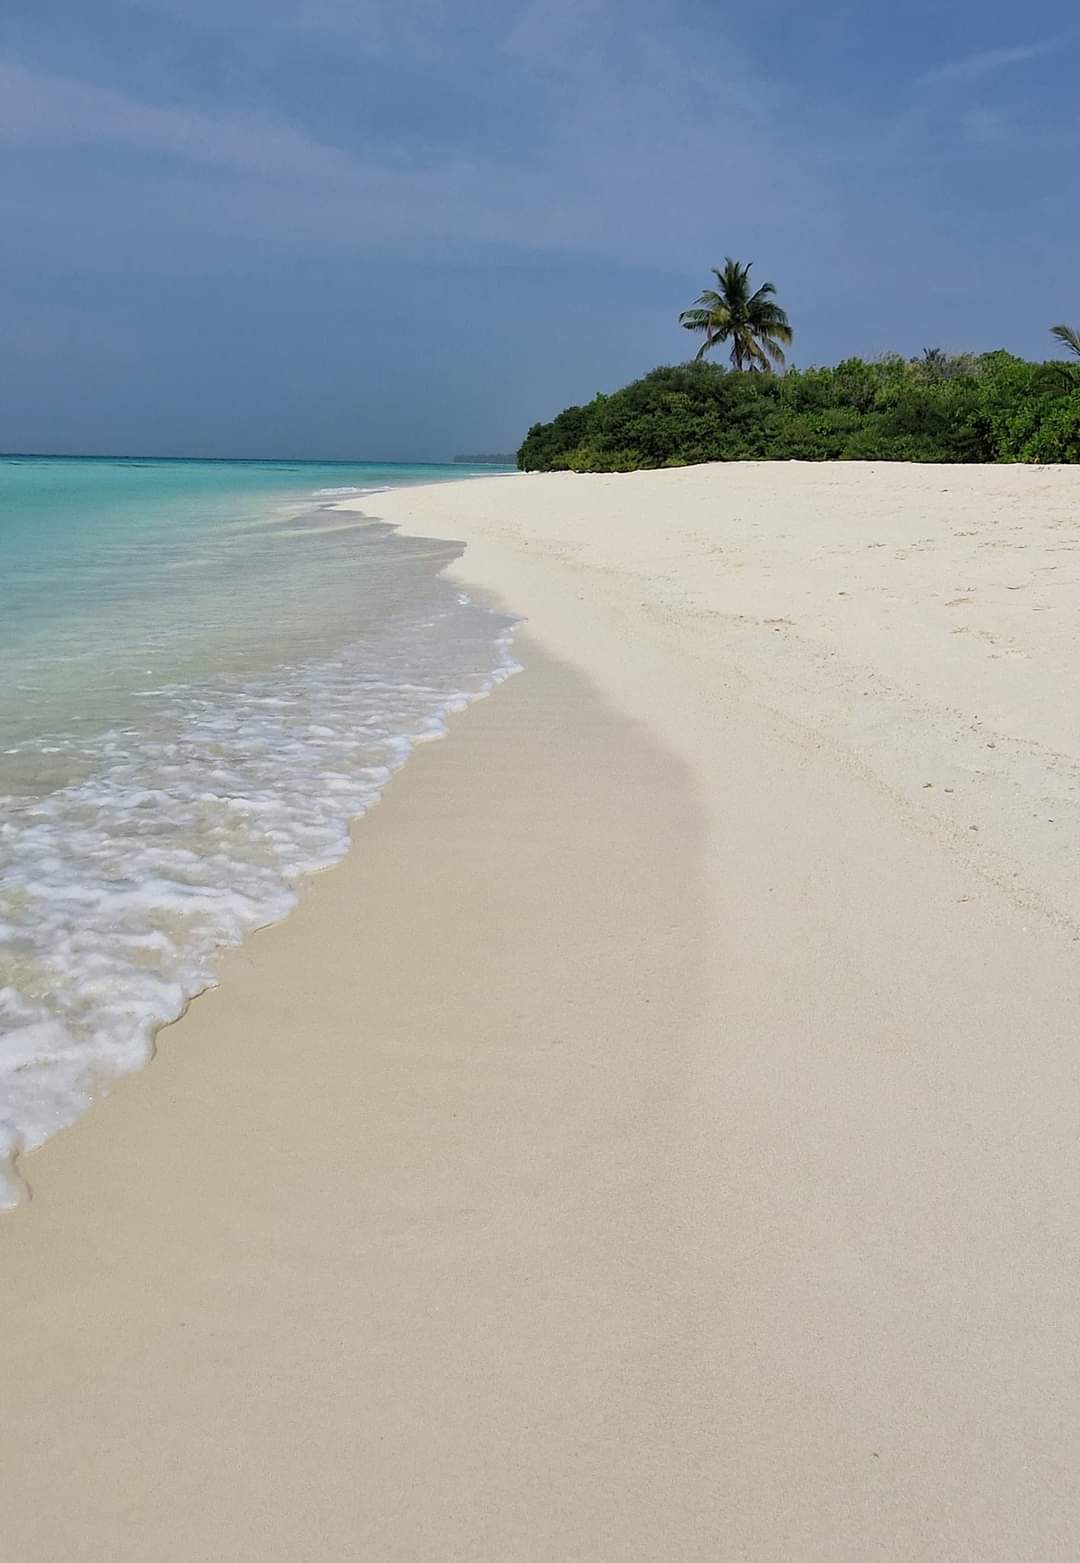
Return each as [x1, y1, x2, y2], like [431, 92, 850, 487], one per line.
[679, 258, 792, 371]
[1051, 324, 1080, 359]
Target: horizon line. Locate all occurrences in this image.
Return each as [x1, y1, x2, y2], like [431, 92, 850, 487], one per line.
[0, 451, 515, 467]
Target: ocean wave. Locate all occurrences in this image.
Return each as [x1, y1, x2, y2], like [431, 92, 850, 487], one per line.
[0, 601, 520, 1206]
[312, 484, 389, 497]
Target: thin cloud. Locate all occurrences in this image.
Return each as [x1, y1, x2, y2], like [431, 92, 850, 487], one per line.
[916, 41, 1053, 89]
[963, 107, 1009, 145]
[0, 60, 353, 179]
[0, 12, 846, 275]
[121, 0, 503, 65]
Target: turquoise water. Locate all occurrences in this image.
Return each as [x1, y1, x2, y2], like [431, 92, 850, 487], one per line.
[0, 455, 518, 1203]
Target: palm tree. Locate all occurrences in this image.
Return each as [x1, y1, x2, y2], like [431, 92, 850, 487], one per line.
[679, 258, 793, 370]
[1051, 323, 1080, 359]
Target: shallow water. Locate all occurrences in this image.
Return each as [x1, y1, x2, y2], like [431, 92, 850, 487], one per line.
[0, 456, 518, 1204]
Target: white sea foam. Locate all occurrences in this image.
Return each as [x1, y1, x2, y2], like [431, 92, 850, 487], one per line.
[0, 597, 519, 1206]
[311, 485, 389, 497]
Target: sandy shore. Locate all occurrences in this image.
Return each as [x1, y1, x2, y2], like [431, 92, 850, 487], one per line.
[5, 462, 1080, 1558]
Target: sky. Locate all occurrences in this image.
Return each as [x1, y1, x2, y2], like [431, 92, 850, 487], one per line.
[1, 0, 1077, 460]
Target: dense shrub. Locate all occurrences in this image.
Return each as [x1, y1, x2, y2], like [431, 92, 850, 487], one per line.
[516, 353, 1080, 470]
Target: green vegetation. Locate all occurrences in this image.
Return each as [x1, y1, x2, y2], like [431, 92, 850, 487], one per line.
[679, 258, 793, 369]
[518, 256, 1080, 469]
[517, 350, 1080, 471]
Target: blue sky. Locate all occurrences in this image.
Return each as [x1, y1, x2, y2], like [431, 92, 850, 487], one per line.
[1, 0, 1077, 459]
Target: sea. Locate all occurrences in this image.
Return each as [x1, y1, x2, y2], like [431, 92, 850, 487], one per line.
[0, 455, 519, 1205]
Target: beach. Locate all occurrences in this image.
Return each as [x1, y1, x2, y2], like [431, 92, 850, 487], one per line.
[5, 461, 1080, 1558]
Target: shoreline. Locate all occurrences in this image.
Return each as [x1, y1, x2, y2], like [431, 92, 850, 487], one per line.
[0, 458, 520, 1207]
[5, 462, 1080, 1556]
[1, 633, 722, 1559]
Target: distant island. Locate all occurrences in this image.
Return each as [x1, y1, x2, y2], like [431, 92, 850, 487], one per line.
[452, 453, 516, 465]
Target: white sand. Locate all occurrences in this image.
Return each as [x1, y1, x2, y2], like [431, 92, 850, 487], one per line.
[369, 462, 1080, 939]
[4, 462, 1080, 1559]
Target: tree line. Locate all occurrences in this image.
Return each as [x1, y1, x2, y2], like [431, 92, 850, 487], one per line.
[517, 259, 1080, 470]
